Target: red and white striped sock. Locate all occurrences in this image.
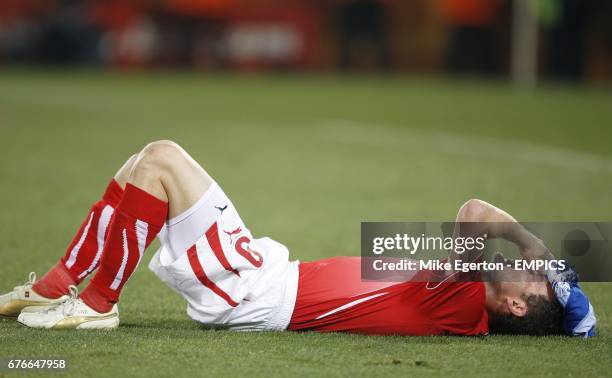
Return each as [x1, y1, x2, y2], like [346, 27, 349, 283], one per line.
[80, 184, 168, 313]
[33, 179, 124, 299]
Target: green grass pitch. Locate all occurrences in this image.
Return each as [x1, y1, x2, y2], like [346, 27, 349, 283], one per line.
[0, 70, 611, 377]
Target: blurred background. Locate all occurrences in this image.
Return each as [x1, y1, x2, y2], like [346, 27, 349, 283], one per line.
[1, 0, 611, 84]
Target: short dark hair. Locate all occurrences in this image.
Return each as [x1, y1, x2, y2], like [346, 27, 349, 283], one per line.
[488, 294, 564, 336]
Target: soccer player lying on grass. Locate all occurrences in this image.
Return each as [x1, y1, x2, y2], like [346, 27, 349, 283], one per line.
[0, 140, 596, 336]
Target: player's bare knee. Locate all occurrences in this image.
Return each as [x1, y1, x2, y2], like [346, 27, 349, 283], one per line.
[144, 139, 181, 150]
[138, 140, 183, 169]
[126, 153, 138, 166]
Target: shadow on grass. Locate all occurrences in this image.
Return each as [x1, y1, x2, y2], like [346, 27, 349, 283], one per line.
[119, 318, 198, 331]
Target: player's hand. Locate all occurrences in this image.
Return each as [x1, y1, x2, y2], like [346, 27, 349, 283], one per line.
[520, 237, 553, 261]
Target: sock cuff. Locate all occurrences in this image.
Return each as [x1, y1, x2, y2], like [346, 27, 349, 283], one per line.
[118, 183, 168, 227]
[81, 280, 118, 312]
[55, 260, 81, 284]
[103, 179, 125, 207]
[32, 262, 78, 299]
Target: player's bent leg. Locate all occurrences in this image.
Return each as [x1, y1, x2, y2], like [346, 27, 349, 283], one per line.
[113, 153, 139, 187]
[34, 154, 137, 292]
[0, 154, 139, 319]
[17, 140, 211, 329]
[129, 140, 214, 218]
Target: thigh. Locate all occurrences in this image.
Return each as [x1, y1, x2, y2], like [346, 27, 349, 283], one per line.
[162, 145, 215, 219]
[159, 182, 247, 263]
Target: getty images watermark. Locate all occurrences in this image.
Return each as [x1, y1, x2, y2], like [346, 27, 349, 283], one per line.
[361, 222, 612, 282]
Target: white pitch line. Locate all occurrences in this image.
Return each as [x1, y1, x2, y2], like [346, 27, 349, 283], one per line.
[316, 119, 612, 175]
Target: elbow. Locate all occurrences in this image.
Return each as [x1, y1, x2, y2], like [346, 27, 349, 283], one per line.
[458, 198, 488, 222]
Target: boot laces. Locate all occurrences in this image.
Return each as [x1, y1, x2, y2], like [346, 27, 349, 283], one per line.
[13, 272, 36, 291]
[48, 285, 80, 316]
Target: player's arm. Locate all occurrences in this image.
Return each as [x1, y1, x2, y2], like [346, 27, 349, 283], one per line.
[448, 199, 554, 263]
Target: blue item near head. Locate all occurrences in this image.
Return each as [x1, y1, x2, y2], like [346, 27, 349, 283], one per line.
[547, 267, 596, 338]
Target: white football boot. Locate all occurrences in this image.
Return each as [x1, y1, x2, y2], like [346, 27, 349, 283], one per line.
[0, 272, 69, 318]
[17, 286, 119, 330]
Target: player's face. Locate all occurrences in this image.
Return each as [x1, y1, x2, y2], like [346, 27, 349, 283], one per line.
[487, 252, 554, 306]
